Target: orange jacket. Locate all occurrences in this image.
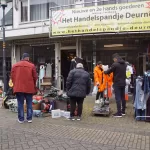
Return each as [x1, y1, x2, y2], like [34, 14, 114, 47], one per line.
[105, 73, 113, 88]
[94, 66, 106, 92]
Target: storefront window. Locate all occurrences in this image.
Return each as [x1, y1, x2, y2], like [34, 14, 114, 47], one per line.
[21, 0, 28, 22]
[0, 0, 13, 26]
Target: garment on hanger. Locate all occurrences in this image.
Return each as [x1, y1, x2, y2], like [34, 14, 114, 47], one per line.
[134, 76, 150, 121]
[143, 71, 150, 94]
[146, 96, 150, 122]
[39, 65, 45, 79]
[134, 77, 147, 110]
[125, 79, 130, 101]
[45, 63, 52, 78]
[126, 64, 133, 79]
[135, 109, 146, 121]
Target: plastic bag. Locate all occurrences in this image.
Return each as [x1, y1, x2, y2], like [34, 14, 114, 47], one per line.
[92, 86, 98, 95]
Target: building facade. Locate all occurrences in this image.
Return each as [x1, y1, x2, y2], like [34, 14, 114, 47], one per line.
[0, 0, 149, 89]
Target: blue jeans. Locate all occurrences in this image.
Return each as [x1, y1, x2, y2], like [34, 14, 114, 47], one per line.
[135, 109, 145, 121]
[16, 93, 33, 121]
[114, 86, 126, 114]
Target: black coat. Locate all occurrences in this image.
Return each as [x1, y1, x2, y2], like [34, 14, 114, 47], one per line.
[66, 68, 91, 98]
[104, 59, 127, 87]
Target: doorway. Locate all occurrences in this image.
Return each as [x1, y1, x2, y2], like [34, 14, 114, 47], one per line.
[61, 50, 76, 90]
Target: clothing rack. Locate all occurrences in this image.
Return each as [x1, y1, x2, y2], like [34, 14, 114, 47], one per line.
[135, 73, 150, 121]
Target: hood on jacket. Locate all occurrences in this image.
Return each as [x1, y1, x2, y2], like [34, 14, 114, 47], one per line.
[117, 58, 125, 64]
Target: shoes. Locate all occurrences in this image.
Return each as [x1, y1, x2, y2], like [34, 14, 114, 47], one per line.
[113, 113, 122, 118]
[27, 120, 32, 123]
[121, 109, 126, 116]
[68, 117, 75, 121]
[122, 112, 126, 116]
[76, 116, 81, 121]
[95, 100, 100, 104]
[18, 119, 24, 124]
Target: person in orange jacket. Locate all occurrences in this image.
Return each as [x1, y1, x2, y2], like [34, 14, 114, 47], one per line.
[94, 61, 106, 100]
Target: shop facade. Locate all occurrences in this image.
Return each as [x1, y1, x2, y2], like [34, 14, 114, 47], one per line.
[1, 0, 150, 90]
[49, 0, 150, 89]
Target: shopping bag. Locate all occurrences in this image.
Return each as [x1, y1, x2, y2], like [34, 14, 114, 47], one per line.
[92, 86, 98, 95]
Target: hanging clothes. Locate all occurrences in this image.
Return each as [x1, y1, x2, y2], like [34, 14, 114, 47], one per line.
[146, 96, 150, 122]
[134, 76, 149, 121]
[126, 64, 133, 79]
[125, 79, 130, 101]
[45, 63, 52, 78]
[143, 71, 150, 94]
[134, 77, 148, 110]
[39, 65, 45, 79]
[39, 65, 45, 88]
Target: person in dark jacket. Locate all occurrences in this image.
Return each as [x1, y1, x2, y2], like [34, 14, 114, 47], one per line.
[104, 53, 127, 117]
[66, 63, 91, 120]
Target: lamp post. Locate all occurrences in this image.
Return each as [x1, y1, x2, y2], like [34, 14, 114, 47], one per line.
[1, 0, 7, 96]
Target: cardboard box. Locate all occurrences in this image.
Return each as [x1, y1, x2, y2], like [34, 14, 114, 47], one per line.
[24, 103, 41, 112]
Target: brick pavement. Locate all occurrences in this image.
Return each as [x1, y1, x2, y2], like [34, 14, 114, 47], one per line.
[0, 96, 149, 150]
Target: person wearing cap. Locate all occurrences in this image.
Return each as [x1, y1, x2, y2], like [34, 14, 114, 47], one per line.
[11, 53, 38, 123]
[94, 61, 106, 100]
[66, 63, 91, 121]
[104, 53, 127, 118]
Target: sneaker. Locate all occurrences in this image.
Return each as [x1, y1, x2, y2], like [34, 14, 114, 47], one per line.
[122, 112, 126, 116]
[18, 119, 24, 124]
[68, 117, 75, 121]
[113, 113, 122, 118]
[76, 117, 81, 121]
[27, 120, 32, 123]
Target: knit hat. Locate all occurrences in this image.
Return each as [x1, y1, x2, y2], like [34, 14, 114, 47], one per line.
[22, 53, 30, 59]
[76, 63, 83, 68]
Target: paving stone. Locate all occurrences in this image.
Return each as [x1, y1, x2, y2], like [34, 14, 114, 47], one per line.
[37, 147, 45, 150]
[0, 97, 149, 150]
[115, 147, 128, 150]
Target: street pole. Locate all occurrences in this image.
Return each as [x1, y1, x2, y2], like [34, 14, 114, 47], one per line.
[1, 0, 7, 97]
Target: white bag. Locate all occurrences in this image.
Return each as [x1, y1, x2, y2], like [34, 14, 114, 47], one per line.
[92, 86, 98, 95]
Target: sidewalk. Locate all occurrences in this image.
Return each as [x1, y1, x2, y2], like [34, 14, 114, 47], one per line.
[0, 96, 149, 150]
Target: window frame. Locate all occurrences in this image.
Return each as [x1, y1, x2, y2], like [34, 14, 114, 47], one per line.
[20, 0, 75, 23]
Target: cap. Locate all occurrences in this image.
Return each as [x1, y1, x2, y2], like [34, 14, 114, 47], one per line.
[22, 53, 30, 59]
[112, 53, 120, 59]
[97, 61, 103, 65]
[76, 63, 83, 68]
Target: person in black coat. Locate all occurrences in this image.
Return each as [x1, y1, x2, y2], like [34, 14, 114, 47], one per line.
[66, 63, 91, 120]
[104, 53, 127, 118]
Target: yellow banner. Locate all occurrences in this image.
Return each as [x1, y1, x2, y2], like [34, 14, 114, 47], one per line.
[51, 1, 150, 36]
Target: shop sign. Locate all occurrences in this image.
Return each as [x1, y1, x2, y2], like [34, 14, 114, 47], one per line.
[51, 1, 150, 36]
